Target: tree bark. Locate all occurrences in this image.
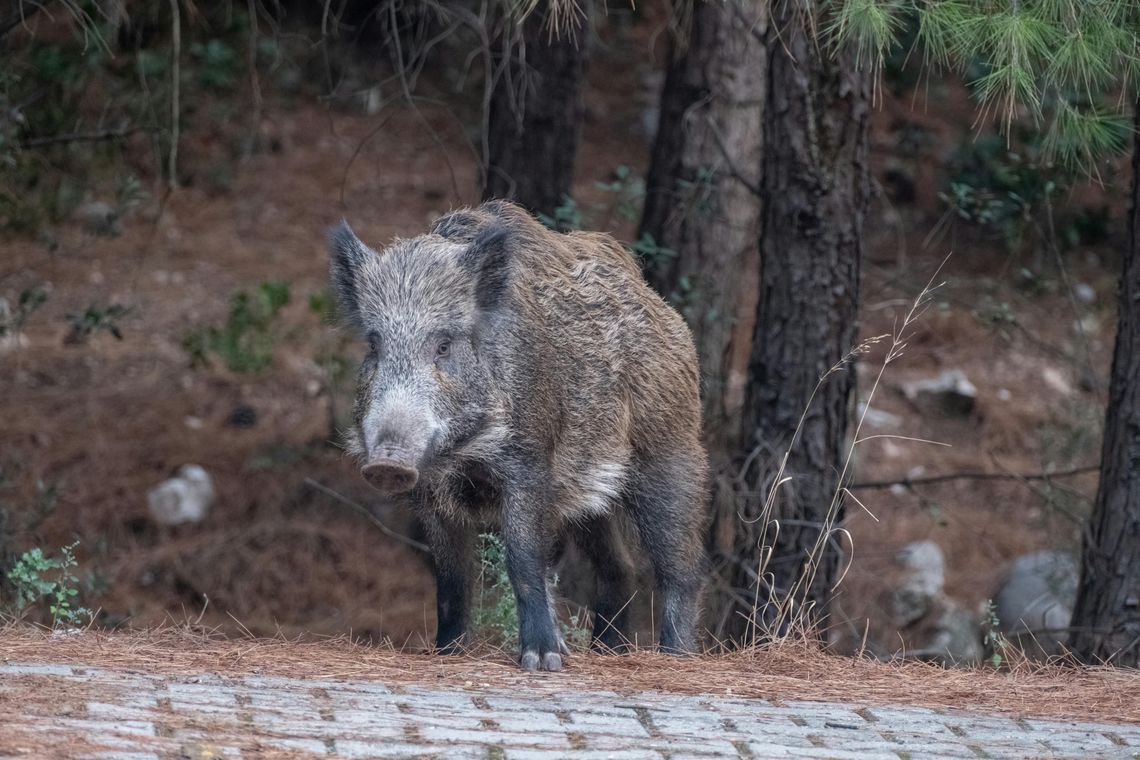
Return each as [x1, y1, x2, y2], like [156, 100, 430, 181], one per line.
[1069, 97, 1140, 667]
[638, 0, 767, 466]
[482, 3, 589, 219]
[717, 4, 871, 644]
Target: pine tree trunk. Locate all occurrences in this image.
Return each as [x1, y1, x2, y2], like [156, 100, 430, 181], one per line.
[482, 3, 589, 219]
[717, 4, 871, 644]
[1069, 98, 1140, 668]
[638, 0, 767, 466]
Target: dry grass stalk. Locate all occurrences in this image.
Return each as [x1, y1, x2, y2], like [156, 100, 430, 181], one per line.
[742, 259, 950, 645]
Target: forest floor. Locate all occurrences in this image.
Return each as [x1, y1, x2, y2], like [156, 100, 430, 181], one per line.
[0, 11, 1126, 655]
[2, 629, 1140, 758]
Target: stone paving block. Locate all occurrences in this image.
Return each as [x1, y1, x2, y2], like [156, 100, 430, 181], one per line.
[888, 742, 987, 759]
[1, 662, 76, 676]
[492, 710, 570, 734]
[262, 737, 330, 754]
[330, 707, 408, 731]
[336, 739, 478, 758]
[641, 737, 744, 756]
[245, 693, 325, 720]
[746, 743, 900, 759]
[481, 695, 567, 713]
[84, 702, 160, 722]
[562, 713, 650, 738]
[56, 719, 157, 738]
[506, 750, 662, 760]
[399, 689, 488, 709]
[417, 725, 571, 748]
[249, 711, 340, 737]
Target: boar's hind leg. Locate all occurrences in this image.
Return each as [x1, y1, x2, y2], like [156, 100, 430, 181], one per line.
[502, 488, 563, 672]
[628, 460, 706, 654]
[423, 511, 474, 654]
[572, 515, 633, 652]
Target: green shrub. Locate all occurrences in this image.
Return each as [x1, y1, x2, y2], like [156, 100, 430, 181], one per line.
[64, 303, 132, 343]
[473, 532, 518, 648]
[183, 281, 291, 373]
[4, 542, 91, 628]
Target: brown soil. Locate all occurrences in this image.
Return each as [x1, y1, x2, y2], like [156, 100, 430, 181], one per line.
[0, 11, 1124, 658]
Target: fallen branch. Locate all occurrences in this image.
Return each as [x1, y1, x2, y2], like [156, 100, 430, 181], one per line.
[302, 477, 430, 555]
[849, 464, 1099, 491]
[20, 126, 150, 148]
[0, 1, 53, 39]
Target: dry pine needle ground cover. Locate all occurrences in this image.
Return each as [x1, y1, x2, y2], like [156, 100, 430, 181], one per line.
[0, 627, 1136, 725]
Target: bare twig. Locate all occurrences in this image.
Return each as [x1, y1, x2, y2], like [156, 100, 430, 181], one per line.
[168, 0, 181, 190]
[244, 0, 263, 160]
[0, 0, 54, 38]
[302, 478, 430, 555]
[849, 464, 1099, 490]
[19, 126, 150, 148]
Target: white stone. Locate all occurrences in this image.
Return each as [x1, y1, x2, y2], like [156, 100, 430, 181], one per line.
[147, 465, 216, 526]
[993, 551, 1077, 659]
[901, 370, 977, 416]
[890, 541, 945, 626]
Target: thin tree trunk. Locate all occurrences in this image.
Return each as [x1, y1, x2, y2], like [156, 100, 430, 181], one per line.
[482, 3, 589, 219]
[1069, 97, 1140, 668]
[638, 0, 767, 467]
[720, 3, 871, 644]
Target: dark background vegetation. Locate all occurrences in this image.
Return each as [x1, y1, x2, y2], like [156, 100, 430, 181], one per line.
[0, 0, 1135, 665]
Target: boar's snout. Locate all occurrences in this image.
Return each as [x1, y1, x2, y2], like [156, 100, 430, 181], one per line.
[361, 454, 420, 494]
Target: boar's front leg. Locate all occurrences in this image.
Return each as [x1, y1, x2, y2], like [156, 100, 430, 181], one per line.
[423, 509, 474, 654]
[502, 486, 563, 672]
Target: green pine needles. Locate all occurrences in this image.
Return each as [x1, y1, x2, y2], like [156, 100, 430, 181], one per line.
[825, 0, 1139, 168]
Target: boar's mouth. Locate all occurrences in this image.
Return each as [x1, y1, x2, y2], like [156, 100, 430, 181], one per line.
[361, 457, 420, 494]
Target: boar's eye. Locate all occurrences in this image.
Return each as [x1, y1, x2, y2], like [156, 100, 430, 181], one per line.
[367, 332, 381, 354]
[435, 338, 452, 359]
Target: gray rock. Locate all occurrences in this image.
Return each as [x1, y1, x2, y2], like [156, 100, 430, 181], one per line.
[1073, 282, 1096, 304]
[902, 369, 977, 416]
[890, 541, 945, 626]
[76, 200, 120, 237]
[857, 401, 902, 429]
[993, 550, 1078, 659]
[147, 465, 215, 526]
[921, 603, 983, 666]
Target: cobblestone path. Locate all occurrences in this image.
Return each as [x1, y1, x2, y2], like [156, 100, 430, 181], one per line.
[1, 661, 1137, 759]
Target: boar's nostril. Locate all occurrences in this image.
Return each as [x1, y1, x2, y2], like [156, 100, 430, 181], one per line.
[361, 459, 419, 494]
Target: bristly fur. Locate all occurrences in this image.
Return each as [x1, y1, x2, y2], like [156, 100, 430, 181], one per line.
[329, 200, 710, 671]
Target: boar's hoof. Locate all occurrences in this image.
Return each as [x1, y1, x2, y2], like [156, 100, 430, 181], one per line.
[520, 650, 562, 672]
[361, 460, 419, 493]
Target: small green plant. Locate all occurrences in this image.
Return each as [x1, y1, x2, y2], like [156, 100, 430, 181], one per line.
[560, 602, 592, 651]
[190, 39, 239, 91]
[669, 274, 701, 323]
[595, 164, 645, 223]
[5, 542, 91, 628]
[183, 281, 291, 373]
[0, 287, 48, 337]
[629, 232, 677, 274]
[473, 532, 519, 648]
[537, 196, 583, 233]
[971, 296, 1018, 340]
[981, 599, 1010, 668]
[64, 303, 132, 343]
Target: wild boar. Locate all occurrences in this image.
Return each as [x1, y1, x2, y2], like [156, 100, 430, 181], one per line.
[329, 200, 708, 671]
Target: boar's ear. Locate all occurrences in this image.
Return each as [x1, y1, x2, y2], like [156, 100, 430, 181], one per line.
[460, 224, 511, 310]
[431, 208, 485, 243]
[328, 220, 373, 330]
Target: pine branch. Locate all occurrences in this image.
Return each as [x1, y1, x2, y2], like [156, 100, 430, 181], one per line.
[848, 464, 1099, 490]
